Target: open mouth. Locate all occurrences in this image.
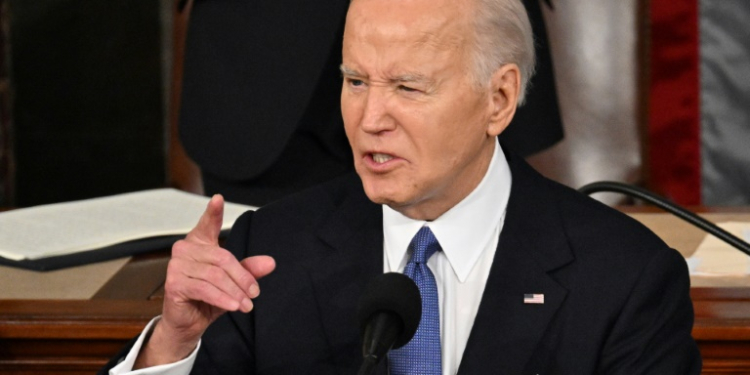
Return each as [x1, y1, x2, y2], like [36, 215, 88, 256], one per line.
[371, 153, 394, 164]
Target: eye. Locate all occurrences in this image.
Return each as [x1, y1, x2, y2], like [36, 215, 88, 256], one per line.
[398, 85, 419, 93]
[347, 78, 365, 87]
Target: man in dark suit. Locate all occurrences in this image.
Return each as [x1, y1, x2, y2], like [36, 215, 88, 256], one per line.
[105, 0, 700, 373]
[179, 0, 562, 207]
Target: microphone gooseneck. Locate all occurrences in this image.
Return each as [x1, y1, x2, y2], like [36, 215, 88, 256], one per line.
[578, 181, 750, 257]
[356, 272, 421, 375]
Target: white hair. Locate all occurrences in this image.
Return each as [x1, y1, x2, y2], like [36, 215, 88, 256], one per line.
[470, 0, 536, 105]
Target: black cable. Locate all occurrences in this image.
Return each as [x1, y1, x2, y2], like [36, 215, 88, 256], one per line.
[578, 181, 750, 257]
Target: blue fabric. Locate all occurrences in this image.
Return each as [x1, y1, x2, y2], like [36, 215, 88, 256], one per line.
[389, 226, 442, 374]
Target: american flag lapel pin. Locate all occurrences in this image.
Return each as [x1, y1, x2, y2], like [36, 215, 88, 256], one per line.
[524, 293, 544, 304]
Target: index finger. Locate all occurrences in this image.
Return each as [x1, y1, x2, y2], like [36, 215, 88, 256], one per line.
[186, 194, 224, 245]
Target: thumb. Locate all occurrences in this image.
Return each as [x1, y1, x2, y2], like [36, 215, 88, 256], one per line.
[186, 194, 224, 245]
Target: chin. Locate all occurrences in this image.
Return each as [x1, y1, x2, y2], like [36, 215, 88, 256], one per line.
[362, 186, 397, 206]
[357, 166, 422, 207]
[360, 178, 406, 207]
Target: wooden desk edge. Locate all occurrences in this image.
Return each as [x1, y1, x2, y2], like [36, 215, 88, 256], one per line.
[0, 299, 162, 339]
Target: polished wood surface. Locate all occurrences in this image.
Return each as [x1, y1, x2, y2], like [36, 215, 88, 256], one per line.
[0, 254, 166, 374]
[0, 300, 162, 374]
[0, 210, 749, 374]
[692, 288, 750, 373]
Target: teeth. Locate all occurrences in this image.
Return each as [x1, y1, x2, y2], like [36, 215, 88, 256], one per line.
[372, 153, 393, 164]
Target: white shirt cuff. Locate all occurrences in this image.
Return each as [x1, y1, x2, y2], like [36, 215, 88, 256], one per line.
[109, 316, 201, 375]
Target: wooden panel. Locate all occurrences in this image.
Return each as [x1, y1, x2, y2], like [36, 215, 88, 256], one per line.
[692, 288, 750, 374]
[0, 300, 162, 374]
[0, 300, 162, 338]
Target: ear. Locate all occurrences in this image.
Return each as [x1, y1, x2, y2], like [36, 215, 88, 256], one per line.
[486, 64, 520, 137]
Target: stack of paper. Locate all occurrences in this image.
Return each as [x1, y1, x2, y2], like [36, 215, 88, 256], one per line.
[0, 189, 256, 261]
[687, 222, 750, 276]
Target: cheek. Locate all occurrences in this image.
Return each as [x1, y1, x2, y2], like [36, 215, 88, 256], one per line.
[341, 99, 361, 139]
[420, 112, 484, 167]
[445, 98, 490, 141]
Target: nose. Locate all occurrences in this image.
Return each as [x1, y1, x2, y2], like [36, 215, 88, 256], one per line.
[359, 88, 396, 134]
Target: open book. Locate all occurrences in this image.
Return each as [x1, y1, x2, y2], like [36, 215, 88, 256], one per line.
[0, 189, 256, 270]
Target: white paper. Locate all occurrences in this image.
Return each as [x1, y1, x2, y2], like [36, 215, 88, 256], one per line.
[688, 222, 750, 276]
[0, 189, 256, 260]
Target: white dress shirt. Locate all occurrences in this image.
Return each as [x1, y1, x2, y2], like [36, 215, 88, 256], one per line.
[111, 141, 511, 375]
[382, 140, 510, 374]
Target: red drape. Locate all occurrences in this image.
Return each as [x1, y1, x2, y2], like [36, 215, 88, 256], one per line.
[648, 0, 701, 205]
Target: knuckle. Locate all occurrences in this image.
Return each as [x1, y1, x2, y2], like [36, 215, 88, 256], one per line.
[226, 287, 244, 303]
[166, 257, 179, 270]
[166, 259, 185, 277]
[214, 250, 234, 266]
[204, 266, 224, 282]
[171, 240, 189, 255]
[193, 281, 211, 296]
[236, 271, 255, 289]
[164, 274, 180, 293]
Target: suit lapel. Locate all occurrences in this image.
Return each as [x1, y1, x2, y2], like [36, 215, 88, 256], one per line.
[458, 151, 574, 374]
[303, 179, 386, 372]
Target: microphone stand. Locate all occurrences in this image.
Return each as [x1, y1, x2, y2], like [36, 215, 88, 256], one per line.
[578, 181, 750, 257]
[357, 312, 402, 375]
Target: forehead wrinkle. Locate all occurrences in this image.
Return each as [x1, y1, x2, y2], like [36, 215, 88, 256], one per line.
[413, 29, 465, 53]
[342, 0, 472, 85]
[410, 1, 470, 51]
[389, 72, 431, 84]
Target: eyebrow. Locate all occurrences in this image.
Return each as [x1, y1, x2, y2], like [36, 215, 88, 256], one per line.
[339, 65, 363, 78]
[340, 65, 433, 85]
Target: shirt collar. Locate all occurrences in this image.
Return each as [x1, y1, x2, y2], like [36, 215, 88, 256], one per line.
[383, 141, 512, 282]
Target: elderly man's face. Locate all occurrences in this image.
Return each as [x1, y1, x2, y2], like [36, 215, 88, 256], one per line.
[341, 0, 518, 220]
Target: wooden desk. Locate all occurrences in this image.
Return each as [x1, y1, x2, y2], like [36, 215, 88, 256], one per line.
[0, 254, 167, 374]
[692, 288, 750, 374]
[1, 211, 750, 374]
[624, 208, 750, 374]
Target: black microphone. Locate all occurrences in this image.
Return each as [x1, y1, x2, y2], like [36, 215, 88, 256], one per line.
[356, 272, 421, 375]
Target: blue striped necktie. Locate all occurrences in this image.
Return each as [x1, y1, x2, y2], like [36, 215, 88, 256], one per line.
[389, 226, 442, 375]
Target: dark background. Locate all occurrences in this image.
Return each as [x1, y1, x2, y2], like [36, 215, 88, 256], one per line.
[0, 0, 169, 207]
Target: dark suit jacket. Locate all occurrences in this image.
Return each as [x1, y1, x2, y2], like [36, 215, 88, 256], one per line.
[178, 0, 563, 206]
[183, 149, 701, 374]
